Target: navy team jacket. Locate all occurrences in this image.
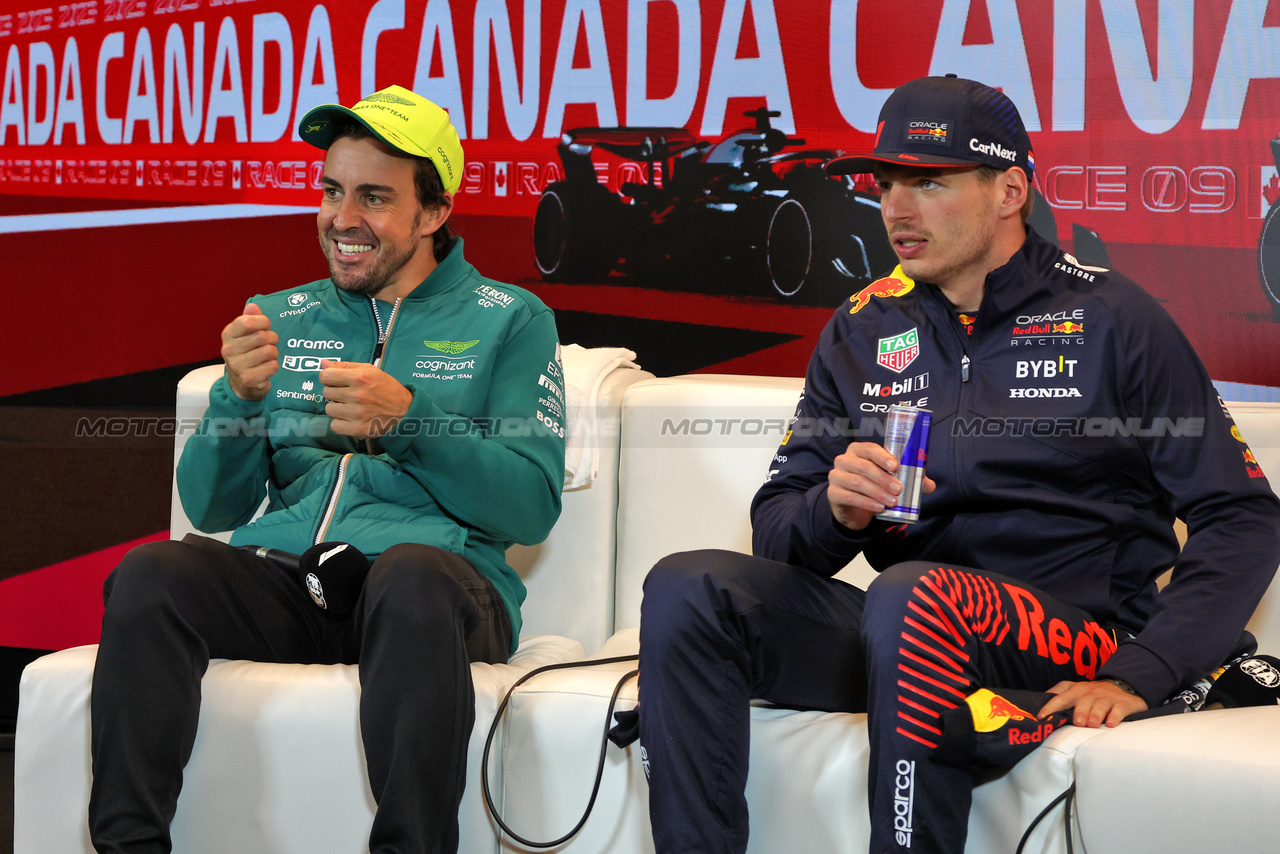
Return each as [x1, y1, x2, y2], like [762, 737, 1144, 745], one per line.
[752, 227, 1280, 706]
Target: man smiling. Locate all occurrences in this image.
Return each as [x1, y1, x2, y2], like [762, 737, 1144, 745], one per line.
[88, 86, 565, 854]
[635, 75, 1280, 854]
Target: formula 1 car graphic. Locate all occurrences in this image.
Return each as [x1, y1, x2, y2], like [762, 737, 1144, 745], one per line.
[531, 109, 897, 299]
[1259, 134, 1280, 320]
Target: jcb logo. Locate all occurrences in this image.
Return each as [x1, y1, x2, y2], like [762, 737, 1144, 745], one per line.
[282, 356, 340, 372]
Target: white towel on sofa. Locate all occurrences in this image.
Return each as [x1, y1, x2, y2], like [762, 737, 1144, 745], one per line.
[561, 343, 640, 489]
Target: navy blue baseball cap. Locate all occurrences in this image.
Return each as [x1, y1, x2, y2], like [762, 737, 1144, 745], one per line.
[826, 75, 1034, 179]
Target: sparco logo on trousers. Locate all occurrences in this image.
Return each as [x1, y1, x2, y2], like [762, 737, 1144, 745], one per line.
[894, 759, 916, 847]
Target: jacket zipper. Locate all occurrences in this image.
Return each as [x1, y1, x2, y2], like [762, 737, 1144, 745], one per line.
[314, 453, 352, 545]
[313, 297, 403, 544]
[365, 296, 402, 454]
[369, 296, 402, 368]
[929, 287, 977, 503]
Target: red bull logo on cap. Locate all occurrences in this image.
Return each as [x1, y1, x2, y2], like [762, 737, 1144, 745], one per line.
[849, 269, 916, 315]
[906, 121, 949, 145]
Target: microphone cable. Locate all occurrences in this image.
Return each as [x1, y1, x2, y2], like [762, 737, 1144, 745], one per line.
[1015, 783, 1076, 854]
[480, 654, 640, 849]
[484, 661, 1082, 853]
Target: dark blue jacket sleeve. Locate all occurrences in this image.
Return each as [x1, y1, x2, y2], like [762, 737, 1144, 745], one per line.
[1096, 283, 1280, 703]
[751, 318, 883, 575]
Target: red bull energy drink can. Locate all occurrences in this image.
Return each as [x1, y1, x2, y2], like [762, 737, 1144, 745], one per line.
[878, 404, 931, 523]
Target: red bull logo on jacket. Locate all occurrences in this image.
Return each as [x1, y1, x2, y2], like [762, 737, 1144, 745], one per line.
[849, 268, 916, 315]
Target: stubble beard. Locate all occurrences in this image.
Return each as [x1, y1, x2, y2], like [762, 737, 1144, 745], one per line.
[897, 209, 998, 289]
[324, 210, 423, 297]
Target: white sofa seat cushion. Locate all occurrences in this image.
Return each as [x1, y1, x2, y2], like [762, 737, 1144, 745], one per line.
[495, 629, 1109, 854]
[15, 634, 583, 854]
[1071, 705, 1280, 854]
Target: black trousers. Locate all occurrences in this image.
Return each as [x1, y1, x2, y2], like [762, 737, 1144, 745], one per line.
[88, 534, 512, 854]
[637, 551, 1115, 854]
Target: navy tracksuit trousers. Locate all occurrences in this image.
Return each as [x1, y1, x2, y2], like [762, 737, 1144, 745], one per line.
[637, 550, 1117, 854]
[88, 534, 511, 854]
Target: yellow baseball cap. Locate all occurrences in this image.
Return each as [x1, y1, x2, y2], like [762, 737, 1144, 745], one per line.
[299, 85, 464, 194]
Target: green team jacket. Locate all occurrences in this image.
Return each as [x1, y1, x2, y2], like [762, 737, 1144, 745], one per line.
[177, 239, 566, 646]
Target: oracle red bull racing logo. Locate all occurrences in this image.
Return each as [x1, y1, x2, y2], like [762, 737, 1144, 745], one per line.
[906, 121, 949, 146]
[849, 270, 916, 315]
[1010, 309, 1086, 347]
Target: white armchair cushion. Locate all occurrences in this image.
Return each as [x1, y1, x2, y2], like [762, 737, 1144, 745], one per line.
[15, 635, 583, 854]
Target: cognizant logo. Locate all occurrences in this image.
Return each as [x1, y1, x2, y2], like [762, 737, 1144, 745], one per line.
[894, 759, 915, 847]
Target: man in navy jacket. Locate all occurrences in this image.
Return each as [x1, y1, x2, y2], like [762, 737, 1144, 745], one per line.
[636, 75, 1280, 854]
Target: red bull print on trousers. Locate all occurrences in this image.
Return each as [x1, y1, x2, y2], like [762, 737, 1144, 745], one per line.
[862, 562, 1116, 854]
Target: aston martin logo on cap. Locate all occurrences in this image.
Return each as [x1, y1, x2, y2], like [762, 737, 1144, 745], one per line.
[298, 84, 466, 194]
[363, 92, 415, 106]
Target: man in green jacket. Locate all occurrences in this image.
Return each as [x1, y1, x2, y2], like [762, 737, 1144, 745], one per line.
[88, 86, 566, 854]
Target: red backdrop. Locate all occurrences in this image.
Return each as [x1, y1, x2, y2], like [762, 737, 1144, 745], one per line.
[2, 0, 1279, 639]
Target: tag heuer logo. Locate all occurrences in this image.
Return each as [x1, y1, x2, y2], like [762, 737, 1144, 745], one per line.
[877, 328, 920, 373]
[423, 339, 479, 354]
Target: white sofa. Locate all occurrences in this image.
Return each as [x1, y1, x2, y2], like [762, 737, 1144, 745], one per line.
[14, 361, 652, 854]
[16, 369, 1280, 854]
